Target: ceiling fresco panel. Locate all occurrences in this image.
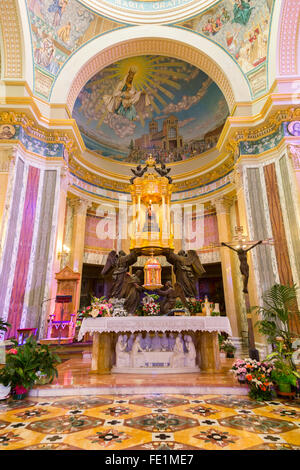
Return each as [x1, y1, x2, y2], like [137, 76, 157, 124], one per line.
[176, 0, 274, 97]
[72, 55, 230, 164]
[27, 0, 124, 98]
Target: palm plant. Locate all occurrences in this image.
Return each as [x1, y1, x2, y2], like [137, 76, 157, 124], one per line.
[253, 283, 300, 354]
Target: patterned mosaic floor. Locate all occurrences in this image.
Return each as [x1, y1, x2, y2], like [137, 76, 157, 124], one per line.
[0, 394, 300, 450]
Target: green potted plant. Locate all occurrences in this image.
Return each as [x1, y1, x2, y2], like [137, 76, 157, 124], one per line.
[254, 283, 300, 353]
[0, 318, 12, 366]
[271, 366, 299, 394]
[0, 336, 61, 399]
[267, 342, 300, 395]
[35, 342, 62, 385]
[221, 339, 236, 358]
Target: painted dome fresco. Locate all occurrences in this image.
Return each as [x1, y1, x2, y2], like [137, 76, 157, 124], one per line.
[72, 55, 230, 164]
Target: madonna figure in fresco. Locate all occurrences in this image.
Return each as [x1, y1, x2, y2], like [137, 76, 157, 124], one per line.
[103, 67, 150, 121]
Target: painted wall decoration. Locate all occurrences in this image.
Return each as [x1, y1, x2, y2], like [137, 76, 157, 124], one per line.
[177, 0, 274, 96]
[72, 55, 230, 163]
[27, 0, 123, 98]
[240, 124, 284, 155]
[0, 123, 66, 158]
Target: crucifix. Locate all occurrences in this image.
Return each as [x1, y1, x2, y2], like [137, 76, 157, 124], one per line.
[220, 226, 273, 361]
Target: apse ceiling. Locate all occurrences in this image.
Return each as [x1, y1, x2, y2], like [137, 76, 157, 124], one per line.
[72, 55, 229, 164]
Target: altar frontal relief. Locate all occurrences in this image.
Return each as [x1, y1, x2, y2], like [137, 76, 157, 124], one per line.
[72, 55, 229, 163]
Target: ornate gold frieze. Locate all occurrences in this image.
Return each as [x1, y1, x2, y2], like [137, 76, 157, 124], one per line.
[1, 107, 299, 196]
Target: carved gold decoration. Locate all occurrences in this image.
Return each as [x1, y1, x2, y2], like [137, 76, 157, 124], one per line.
[130, 169, 174, 254]
[143, 254, 163, 290]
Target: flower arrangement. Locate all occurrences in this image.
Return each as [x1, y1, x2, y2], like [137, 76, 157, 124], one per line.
[231, 358, 275, 400]
[175, 298, 203, 315]
[77, 296, 113, 320]
[142, 295, 160, 316]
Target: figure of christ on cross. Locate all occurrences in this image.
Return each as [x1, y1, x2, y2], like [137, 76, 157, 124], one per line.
[221, 240, 263, 294]
[221, 239, 265, 361]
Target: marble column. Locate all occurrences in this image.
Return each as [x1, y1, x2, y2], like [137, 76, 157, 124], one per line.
[69, 197, 92, 310]
[232, 165, 275, 354]
[212, 196, 241, 343]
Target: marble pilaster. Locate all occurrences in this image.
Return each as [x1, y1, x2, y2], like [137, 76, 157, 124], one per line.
[69, 197, 92, 310]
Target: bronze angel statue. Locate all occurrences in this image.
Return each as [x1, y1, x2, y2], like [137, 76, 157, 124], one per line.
[158, 281, 189, 315]
[120, 270, 144, 314]
[130, 164, 148, 184]
[101, 249, 138, 299]
[154, 162, 172, 184]
[165, 249, 205, 299]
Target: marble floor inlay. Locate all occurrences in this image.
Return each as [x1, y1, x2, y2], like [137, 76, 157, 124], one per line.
[0, 394, 299, 450]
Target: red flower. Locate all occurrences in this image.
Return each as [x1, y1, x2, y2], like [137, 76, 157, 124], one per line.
[245, 374, 253, 382]
[14, 385, 28, 394]
[7, 348, 18, 355]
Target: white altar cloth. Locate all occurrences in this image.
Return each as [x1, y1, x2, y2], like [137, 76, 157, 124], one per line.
[78, 316, 232, 341]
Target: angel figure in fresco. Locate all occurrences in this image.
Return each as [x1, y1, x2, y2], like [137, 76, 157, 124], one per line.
[101, 250, 138, 299]
[120, 270, 144, 315]
[103, 67, 150, 121]
[157, 281, 189, 315]
[221, 240, 263, 293]
[232, 0, 253, 26]
[166, 250, 205, 299]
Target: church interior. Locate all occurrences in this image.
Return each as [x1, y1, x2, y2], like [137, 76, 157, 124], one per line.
[0, 0, 300, 452]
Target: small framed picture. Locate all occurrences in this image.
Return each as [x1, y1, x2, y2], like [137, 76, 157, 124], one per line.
[0, 124, 15, 140]
[287, 121, 300, 136]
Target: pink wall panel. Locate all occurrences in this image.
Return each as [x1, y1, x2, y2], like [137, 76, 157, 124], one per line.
[84, 213, 115, 251]
[6, 166, 40, 338]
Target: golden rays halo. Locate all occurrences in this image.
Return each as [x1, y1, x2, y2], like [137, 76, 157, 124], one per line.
[91, 55, 196, 113]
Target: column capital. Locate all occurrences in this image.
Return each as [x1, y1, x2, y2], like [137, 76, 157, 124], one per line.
[69, 197, 93, 216]
[229, 166, 244, 191]
[287, 144, 300, 169]
[211, 196, 234, 215]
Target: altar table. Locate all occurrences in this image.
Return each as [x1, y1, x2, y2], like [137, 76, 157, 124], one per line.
[78, 316, 232, 374]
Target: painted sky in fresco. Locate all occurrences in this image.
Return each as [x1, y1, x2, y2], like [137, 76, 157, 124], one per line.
[73, 55, 229, 163]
